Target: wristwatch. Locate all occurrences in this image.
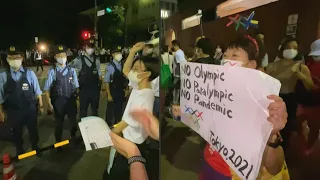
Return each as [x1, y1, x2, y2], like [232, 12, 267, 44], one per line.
[267, 133, 282, 148]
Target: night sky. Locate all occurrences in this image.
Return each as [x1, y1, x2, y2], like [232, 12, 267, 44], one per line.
[0, 0, 104, 50]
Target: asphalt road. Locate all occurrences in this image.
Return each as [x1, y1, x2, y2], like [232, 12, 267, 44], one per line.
[160, 118, 320, 180]
[0, 65, 111, 180]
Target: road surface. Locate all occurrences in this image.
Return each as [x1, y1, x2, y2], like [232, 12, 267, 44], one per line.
[161, 118, 320, 180]
[0, 65, 110, 180]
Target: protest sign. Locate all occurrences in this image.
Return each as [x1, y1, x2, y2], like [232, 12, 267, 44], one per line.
[179, 62, 281, 180]
[221, 59, 243, 67]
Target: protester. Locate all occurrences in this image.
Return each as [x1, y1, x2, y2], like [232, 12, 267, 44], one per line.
[109, 109, 159, 180]
[161, 45, 174, 74]
[297, 39, 320, 156]
[266, 36, 314, 152]
[104, 42, 159, 179]
[172, 35, 289, 179]
[213, 45, 223, 61]
[193, 37, 217, 64]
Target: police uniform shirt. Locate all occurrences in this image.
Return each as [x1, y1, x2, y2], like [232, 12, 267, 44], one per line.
[43, 64, 79, 91]
[104, 59, 122, 83]
[0, 67, 42, 104]
[70, 55, 102, 76]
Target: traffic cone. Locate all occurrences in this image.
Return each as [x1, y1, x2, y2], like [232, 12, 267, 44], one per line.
[2, 153, 18, 180]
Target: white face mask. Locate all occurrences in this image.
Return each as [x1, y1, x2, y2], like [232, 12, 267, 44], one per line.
[283, 49, 298, 59]
[128, 70, 142, 83]
[216, 48, 222, 53]
[56, 57, 67, 65]
[86, 48, 94, 55]
[114, 54, 122, 61]
[7, 59, 22, 69]
[313, 56, 320, 62]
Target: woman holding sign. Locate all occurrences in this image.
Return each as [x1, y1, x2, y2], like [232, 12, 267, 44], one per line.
[172, 35, 289, 180]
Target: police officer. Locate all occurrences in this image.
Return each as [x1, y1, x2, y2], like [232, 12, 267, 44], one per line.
[44, 45, 79, 151]
[104, 47, 128, 126]
[70, 39, 102, 118]
[0, 46, 43, 155]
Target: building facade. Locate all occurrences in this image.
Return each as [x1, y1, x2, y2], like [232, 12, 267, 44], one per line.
[165, 0, 320, 61]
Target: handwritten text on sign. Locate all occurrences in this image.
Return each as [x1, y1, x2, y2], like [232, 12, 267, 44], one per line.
[179, 62, 281, 180]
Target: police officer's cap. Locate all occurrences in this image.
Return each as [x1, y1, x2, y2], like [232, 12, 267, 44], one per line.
[84, 39, 95, 48]
[7, 46, 23, 56]
[54, 45, 68, 55]
[112, 46, 122, 53]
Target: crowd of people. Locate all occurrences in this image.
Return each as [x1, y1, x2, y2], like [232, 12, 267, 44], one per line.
[0, 36, 161, 180]
[160, 32, 320, 179]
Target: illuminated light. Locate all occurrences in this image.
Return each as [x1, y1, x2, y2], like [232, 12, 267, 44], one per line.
[161, 9, 170, 19]
[106, 7, 112, 13]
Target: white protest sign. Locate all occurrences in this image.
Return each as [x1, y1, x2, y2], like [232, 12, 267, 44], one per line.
[179, 62, 281, 180]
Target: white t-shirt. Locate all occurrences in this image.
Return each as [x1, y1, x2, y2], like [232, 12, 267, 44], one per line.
[261, 53, 269, 67]
[161, 53, 174, 73]
[173, 49, 186, 77]
[152, 76, 159, 97]
[122, 88, 155, 144]
[174, 49, 186, 63]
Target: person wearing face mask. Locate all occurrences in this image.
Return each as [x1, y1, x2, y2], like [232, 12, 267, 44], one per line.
[296, 39, 320, 155]
[193, 37, 217, 64]
[171, 36, 290, 179]
[70, 39, 102, 118]
[0, 46, 44, 156]
[266, 36, 314, 152]
[44, 45, 79, 152]
[104, 47, 128, 127]
[104, 42, 159, 180]
[214, 45, 224, 61]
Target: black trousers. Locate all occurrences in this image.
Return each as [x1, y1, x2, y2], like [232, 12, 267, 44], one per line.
[106, 88, 125, 126]
[5, 104, 39, 153]
[103, 141, 148, 180]
[280, 92, 297, 151]
[80, 87, 100, 118]
[52, 95, 78, 142]
[36, 60, 43, 71]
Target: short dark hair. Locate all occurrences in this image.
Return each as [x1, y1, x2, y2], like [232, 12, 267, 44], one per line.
[132, 56, 159, 81]
[227, 35, 266, 69]
[162, 45, 169, 53]
[278, 35, 297, 59]
[196, 38, 214, 55]
[171, 40, 180, 48]
[145, 44, 154, 49]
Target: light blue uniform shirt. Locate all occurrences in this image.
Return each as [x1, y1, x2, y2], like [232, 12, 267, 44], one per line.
[70, 55, 102, 76]
[43, 64, 79, 91]
[104, 60, 122, 83]
[0, 67, 42, 104]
